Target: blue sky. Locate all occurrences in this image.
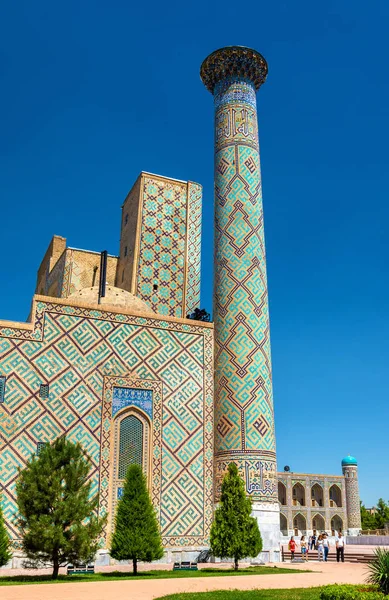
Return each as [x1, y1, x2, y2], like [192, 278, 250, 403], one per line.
[1, 1, 388, 506]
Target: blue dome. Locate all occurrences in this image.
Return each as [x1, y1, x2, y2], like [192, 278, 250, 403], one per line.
[342, 455, 357, 466]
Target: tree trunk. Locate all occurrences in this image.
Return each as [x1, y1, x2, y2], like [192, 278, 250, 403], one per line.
[133, 557, 137, 575]
[234, 557, 239, 571]
[52, 559, 59, 580]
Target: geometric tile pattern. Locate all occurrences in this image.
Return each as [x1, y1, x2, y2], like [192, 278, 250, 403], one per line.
[0, 298, 214, 548]
[185, 182, 202, 316]
[136, 178, 196, 319]
[209, 74, 277, 502]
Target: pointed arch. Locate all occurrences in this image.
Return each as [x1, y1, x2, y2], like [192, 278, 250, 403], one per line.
[331, 514, 343, 535]
[292, 482, 305, 506]
[280, 512, 288, 535]
[278, 482, 287, 505]
[329, 484, 342, 507]
[293, 512, 307, 535]
[311, 483, 324, 507]
[110, 405, 152, 533]
[312, 513, 325, 532]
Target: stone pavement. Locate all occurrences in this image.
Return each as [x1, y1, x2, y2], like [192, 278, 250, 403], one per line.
[0, 562, 368, 600]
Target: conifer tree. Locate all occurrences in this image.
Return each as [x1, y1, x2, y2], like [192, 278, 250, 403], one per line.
[0, 495, 11, 567]
[210, 462, 263, 570]
[110, 464, 164, 574]
[16, 437, 106, 579]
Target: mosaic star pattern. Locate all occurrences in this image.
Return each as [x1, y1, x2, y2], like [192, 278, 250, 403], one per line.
[202, 63, 277, 501]
[0, 299, 213, 547]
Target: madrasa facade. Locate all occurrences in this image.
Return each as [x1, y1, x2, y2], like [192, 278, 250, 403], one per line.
[0, 46, 361, 565]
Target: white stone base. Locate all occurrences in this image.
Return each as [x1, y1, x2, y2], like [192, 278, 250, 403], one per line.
[347, 528, 361, 537]
[252, 502, 281, 563]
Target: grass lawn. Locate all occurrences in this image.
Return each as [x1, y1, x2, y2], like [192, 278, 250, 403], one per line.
[0, 566, 308, 586]
[155, 590, 322, 600]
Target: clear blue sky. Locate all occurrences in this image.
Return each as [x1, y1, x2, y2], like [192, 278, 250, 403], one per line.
[1, 1, 388, 506]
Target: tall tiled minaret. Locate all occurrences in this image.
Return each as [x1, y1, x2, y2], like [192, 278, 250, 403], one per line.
[342, 455, 362, 535]
[201, 46, 279, 560]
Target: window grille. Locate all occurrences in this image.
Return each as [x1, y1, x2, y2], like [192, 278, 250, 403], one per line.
[118, 416, 143, 479]
[0, 376, 5, 403]
[36, 442, 46, 455]
[40, 384, 49, 399]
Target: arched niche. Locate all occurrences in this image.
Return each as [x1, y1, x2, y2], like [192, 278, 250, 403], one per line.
[280, 513, 288, 536]
[292, 482, 305, 507]
[311, 483, 324, 507]
[293, 513, 307, 536]
[329, 484, 342, 508]
[278, 482, 287, 505]
[312, 513, 325, 532]
[331, 515, 343, 535]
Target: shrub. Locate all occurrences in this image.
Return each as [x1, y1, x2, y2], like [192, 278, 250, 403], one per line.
[366, 547, 389, 595]
[320, 584, 384, 600]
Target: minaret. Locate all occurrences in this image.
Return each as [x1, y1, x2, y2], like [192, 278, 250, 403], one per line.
[342, 455, 362, 535]
[201, 46, 279, 559]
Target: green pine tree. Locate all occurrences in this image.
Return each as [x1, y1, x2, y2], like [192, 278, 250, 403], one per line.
[360, 501, 376, 530]
[374, 498, 389, 529]
[110, 464, 164, 574]
[0, 495, 11, 567]
[16, 437, 107, 579]
[210, 463, 263, 570]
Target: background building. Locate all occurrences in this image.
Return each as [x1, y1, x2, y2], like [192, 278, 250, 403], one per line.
[277, 455, 361, 538]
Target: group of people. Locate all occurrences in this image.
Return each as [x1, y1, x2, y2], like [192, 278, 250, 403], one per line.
[288, 533, 346, 562]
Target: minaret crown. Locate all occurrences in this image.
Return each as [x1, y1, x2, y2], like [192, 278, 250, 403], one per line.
[200, 46, 268, 94]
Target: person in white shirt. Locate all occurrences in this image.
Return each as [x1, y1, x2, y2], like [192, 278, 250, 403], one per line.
[336, 533, 345, 562]
[323, 534, 330, 561]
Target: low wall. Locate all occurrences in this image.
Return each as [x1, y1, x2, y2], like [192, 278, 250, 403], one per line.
[346, 536, 389, 545]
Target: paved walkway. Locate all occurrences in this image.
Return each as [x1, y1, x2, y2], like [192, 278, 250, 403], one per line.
[0, 562, 368, 600]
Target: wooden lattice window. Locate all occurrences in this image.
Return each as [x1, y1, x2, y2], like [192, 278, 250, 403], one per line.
[118, 415, 143, 479]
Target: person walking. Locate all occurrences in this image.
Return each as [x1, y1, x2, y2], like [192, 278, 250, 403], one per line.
[317, 534, 325, 562]
[300, 535, 308, 562]
[310, 533, 317, 551]
[336, 533, 345, 563]
[323, 534, 330, 562]
[288, 536, 297, 561]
